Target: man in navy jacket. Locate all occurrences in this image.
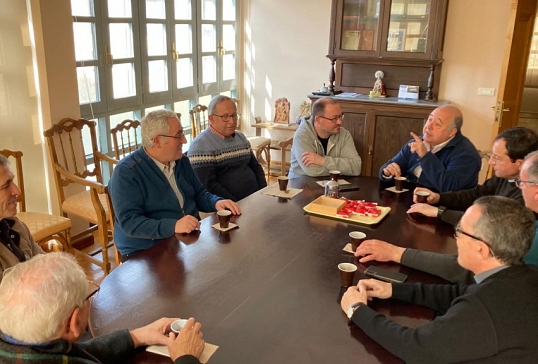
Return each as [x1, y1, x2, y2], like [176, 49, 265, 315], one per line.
[379, 105, 481, 192]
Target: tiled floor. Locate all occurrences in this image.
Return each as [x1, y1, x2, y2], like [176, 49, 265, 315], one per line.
[80, 175, 280, 283]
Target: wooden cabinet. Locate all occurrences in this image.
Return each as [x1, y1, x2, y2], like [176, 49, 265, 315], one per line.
[328, 0, 449, 100]
[309, 95, 448, 176]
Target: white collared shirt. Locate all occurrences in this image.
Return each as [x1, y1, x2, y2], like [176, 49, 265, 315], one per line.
[145, 149, 184, 208]
[412, 136, 455, 178]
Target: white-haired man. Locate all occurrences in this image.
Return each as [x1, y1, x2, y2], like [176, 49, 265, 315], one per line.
[0, 154, 42, 277]
[0, 252, 204, 363]
[109, 110, 241, 260]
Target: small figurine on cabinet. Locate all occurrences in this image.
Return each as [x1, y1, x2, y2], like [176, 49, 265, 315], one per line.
[371, 70, 387, 98]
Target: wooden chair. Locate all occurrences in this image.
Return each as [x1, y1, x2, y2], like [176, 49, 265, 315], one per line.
[189, 104, 209, 138]
[43, 118, 119, 273]
[0, 149, 72, 253]
[270, 137, 293, 176]
[110, 119, 141, 160]
[248, 116, 272, 179]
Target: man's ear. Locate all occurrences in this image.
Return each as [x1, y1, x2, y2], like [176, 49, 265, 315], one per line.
[60, 307, 84, 342]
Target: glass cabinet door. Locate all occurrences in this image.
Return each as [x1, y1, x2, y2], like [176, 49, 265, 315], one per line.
[385, 0, 431, 54]
[340, 0, 381, 52]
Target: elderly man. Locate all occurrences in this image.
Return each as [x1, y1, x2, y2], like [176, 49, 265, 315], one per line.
[188, 96, 267, 201]
[407, 126, 538, 225]
[109, 110, 241, 260]
[288, 98, 361, 178]
[0, 253, 204, 363]
[355, 151, 538, 285]
[343, 196, 538, 363]
[0, 155, 42, 276]
[379, 105, 481, 192]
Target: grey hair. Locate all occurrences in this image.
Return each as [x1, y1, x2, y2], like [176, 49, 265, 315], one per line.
[141, 109, 178, 148]
[0, 154, 8, 167]
[0, 253, 87, 343]
[472, 196, 535, 265]
[208, 95, 233, 115]
[311, 97, 339, 119]
[524, 150, 538, 180]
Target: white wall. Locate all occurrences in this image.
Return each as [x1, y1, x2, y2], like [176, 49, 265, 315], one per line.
[242, 0, 512, 157]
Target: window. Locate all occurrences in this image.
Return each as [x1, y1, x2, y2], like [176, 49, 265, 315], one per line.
[525, 12, 538, 87]
[71, 0, 239, 169]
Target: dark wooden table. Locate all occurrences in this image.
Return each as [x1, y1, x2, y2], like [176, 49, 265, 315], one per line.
[89, 177, 457, 364]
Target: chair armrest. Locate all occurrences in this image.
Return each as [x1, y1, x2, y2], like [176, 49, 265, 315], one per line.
[54, 165, 107, 194]
[96, 151, 119, 165]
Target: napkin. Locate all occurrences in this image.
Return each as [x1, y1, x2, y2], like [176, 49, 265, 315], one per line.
[146, 342, 219, 363]
[342, 243, 355, 254]
[260, 183, 303, 199]
[316, 179, 351, 187]
[211, 222, 238, 232]
[385, 186, 409, 193]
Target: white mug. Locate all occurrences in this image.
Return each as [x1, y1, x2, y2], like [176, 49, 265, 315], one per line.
[320, 85, 328, 93]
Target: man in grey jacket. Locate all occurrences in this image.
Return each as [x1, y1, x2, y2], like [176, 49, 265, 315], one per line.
[288, 98, 361, 178]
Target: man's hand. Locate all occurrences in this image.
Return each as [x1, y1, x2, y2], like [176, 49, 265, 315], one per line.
[355, 239, 406, 264]
[382, 162, 401, 178]
[407, 203, 438, 217]
[130, 317, 177, 348]
[301, 151, 325, 167]
[340, 284, 368, 313]
[175, 215, 201, 233]
[215, 199, 241, 215]
[412, 187, 439, 204]
[167, 317, 205, 361]
[408, 132, 428, 158]
[359, 279, 393, 299]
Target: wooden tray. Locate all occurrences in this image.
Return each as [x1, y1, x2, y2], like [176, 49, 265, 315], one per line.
[303, 201, 391, 225]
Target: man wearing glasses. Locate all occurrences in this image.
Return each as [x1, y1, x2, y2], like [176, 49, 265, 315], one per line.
[188, 96, 267, 201]
[0, 253, 204, 363]
[342, 196, 538, 363]
[354, 149, 538, 285]
[109, 110, 241, 260]
[407, 126, 538, 225]
[379, 104, 481, 192]
[288, 97, 361, 178]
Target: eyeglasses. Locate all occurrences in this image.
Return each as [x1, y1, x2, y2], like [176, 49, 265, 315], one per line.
[318, 114, 345, 123]
[158, 131, 185, 139]
[454, 225, 495, 256]
[515, 178, 538, 188]
[212, 113, 241, 122]
[85, 281, 100, 302]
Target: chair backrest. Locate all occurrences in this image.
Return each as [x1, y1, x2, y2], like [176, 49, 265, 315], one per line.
[110, 119, 141, 160]
[274, 97, 290, 124]
[43, 118, 107, 207]
[189, 104, 208, 138]
[0, 149, 26, 212]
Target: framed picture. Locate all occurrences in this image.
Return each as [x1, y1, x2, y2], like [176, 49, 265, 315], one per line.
[342, 30, 360, 50]
[404, 37, 419, 52]
[407, 22, 422, 35]
[387, 29, 405, 52]
[407, 3, 428, 16]
[390, 2, 405, 15]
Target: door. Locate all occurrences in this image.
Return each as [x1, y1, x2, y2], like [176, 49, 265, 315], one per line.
[492, 0, 537, 135]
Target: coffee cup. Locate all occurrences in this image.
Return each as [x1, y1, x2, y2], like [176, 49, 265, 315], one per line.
[320, 85, 329, 93]
[349, 231, 366, 252]
[217, 210, 232, 228]
[277, 176, 289, 191]
[394, 176, 407, 191]
[170, 319, 188, 333]
[338, 263, 357, 287]
[416, 191, 430, 203]
[329, 170, 341, 181]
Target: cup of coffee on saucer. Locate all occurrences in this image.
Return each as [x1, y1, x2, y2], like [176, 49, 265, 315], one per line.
[394, 177, 406, 191]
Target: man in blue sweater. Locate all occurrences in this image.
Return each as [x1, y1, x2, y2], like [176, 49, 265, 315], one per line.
[379, 105, 481, 192]
[108, 110, 241, 259]
[188, 95, 267, 201]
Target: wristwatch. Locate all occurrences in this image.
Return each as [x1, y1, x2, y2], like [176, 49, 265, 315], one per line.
[437, 206, 447, 219]
[347, 302, 364, 319]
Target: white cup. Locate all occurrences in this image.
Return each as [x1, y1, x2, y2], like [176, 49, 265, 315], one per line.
[170, 319, 188, 333]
